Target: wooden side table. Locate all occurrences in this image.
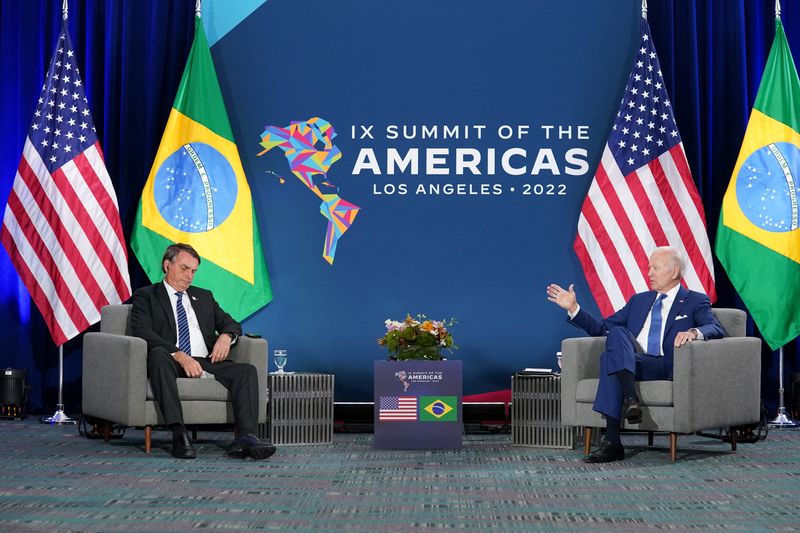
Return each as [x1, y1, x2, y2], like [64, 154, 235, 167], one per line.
[511, 373, 575, 449]
[258, 373, 334, 445]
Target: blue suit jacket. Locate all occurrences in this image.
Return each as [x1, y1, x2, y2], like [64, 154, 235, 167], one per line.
[570, 286, 725, 372]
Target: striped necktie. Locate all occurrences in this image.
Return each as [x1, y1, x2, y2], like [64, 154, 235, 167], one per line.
[646, 293, 668, 355]
[175, 291, 191, 355]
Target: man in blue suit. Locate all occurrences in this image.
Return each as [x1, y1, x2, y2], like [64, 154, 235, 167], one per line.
[547, 246, 724, 463]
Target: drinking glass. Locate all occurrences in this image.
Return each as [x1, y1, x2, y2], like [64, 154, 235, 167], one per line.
[274, 349, 288, 374]
[556, 351, 563, 374]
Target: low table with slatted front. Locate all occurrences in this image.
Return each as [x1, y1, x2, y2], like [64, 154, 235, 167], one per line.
[258, 372, 334, 445]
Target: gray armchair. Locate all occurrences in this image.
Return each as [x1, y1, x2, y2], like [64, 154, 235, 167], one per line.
[82, 304, 268, 453]
[560, 308, 761, 461]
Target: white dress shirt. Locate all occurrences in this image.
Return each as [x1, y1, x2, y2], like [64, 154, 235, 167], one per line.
[634, 283, 681, 356]
[163, 280, 209, 358]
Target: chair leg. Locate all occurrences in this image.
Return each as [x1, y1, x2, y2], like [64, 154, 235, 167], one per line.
[145, 425, 152, 454]
[648, 431, 654, 446]
[102, 422, 111, 442]
[584, 427, 593, 455]
[669, 432, 677, 462]
[192, 427, 198, 441]
[729, 427, 737, 452]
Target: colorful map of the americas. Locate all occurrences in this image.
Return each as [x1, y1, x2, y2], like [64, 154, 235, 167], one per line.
[258, 117, 360, 264]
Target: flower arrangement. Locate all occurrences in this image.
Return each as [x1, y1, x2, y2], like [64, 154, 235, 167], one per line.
[377, 314, 457, 360]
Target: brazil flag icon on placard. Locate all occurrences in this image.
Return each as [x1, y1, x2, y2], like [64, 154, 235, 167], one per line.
[420, 396, 458, 422]
[131, 14, 271, 320]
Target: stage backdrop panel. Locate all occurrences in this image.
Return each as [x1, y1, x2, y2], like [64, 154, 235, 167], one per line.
[206, 0, 639, 400]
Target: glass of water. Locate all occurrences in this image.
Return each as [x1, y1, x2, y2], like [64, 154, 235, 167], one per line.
[273, 349, 288, 374]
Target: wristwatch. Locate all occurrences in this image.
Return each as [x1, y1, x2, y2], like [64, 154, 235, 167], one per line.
[224, 332, 239, 345]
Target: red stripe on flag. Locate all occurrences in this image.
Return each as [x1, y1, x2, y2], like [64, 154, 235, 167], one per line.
[665, 148, 717, 301]
[17, 157, 109, 311]
[669, 145, 708, 225]
[82, 144, 129, 260]
[594, 162, 650, 285]
[65, 153, 130, 300]
[573, 232, 614, 317]
[648, 157, 715, 299]
[0, 225, 69, 346]
[580, 197, 635, 299]
[4, 189, 89, 338]
[624, 169, 669, 247]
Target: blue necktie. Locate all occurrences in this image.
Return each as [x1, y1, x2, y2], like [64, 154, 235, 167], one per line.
[175, 291, 191, 355]
[647, 293, 667, 355]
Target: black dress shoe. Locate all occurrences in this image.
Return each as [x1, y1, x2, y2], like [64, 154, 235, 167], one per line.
[226, 434, 276, 460]
[172, 433, 196, 459]
[622, 396, 642, 424]
[583, 440, 625, 463]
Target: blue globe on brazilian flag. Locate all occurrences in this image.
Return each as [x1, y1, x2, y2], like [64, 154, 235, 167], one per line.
[131, 15, 272, 320]
[420, 396, 458, 422]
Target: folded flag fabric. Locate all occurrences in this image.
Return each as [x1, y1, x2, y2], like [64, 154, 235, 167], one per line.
[716, 18, 800, 350]
[574, 15, 715, 316]
[1, 21, 131, 345]
[131, 14, 272, 320]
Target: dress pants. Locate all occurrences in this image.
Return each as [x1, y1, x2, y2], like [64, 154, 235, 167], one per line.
[592, 327, 672, 419]
[147, 347, 260, 434]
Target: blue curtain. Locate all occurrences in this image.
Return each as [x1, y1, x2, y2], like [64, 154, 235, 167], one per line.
[0, 0, 797, 414]
[0, 0, 193, 413]
[649, 0, 800, 416]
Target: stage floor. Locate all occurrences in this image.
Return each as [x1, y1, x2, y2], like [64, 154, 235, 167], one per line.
[0, 420, 797, 531]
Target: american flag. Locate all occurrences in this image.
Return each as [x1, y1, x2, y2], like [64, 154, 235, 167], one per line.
[0, 23, 131, 346]
[574, 17, 716, 316]
[378, 396, 418, 421]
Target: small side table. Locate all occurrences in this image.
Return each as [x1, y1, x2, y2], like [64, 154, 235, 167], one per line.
[258, 372, 334, 445]
[511, 373, 575, 449]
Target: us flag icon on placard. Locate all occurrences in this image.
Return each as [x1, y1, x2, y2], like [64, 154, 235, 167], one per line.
[378, 396, 418, 421]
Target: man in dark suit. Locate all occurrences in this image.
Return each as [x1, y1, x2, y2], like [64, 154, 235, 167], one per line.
[547, 246, 724, 463]
[131, 243, 275, 460]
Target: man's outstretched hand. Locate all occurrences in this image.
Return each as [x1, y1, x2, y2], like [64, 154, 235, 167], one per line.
[547, 283, 579, 314]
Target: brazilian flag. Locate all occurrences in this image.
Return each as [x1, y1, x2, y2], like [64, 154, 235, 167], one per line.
[131, 15, 272, 320]
[716, 19, 800, 350]
[419, 396, 458, 422]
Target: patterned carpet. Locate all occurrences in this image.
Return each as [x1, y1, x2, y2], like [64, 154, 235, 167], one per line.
[0, 420, 798, 532]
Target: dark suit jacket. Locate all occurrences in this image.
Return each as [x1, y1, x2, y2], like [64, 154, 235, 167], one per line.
[570, 285, 725, 371]
[130, 282, 242, 355]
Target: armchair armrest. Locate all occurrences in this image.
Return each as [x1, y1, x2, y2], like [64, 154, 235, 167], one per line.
[229, 336, 269, 423]
[229, 336, 268, 369]
[82, 332, 149, 426]
[671, 336, 762, 432]
[560, 336, 606, 426]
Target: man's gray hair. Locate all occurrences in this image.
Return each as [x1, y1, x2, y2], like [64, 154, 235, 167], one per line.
[652, 246, 685, 276]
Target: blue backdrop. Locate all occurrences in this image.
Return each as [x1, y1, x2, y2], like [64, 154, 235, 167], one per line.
[0, 0, 797, 411]
[217, 0, 637, 400]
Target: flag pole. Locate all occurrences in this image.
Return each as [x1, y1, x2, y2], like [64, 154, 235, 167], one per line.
[768, 346, 798, 428]
[40, 346, 76, 425]
[764, 0, 798, 429]
[40, 0, 77, 426]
